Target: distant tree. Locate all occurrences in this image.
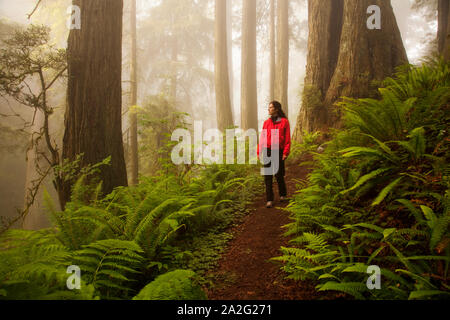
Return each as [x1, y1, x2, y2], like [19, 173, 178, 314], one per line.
[136, 94, 189, 175]
[274, 0, 289, 117]
[62, 0, 128, 209]
[269, 0, 276, 100]
[129, 0, 139, 186]
[412, 0, 449, 59]
[214, 0, 234, 131]
[241, 0, 258, 132]
[139, 0, 214, 116]
[227, 0, 235, 120]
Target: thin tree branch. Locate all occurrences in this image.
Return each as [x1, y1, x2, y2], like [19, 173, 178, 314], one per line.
[27, 0, 43, 20]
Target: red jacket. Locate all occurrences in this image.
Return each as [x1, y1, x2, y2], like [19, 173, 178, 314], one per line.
[257, 116, 291, 158]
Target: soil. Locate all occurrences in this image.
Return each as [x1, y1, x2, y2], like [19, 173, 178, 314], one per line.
[206, 155, 338, 300]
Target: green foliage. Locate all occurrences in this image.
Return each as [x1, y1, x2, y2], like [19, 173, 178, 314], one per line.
[0, 229, 97, 300]
[0, 24, 66, 110]
[133, 269, 206, 300]
[288, 131, 322, 163]
[275, 58, 450, 300]
[73, 239, 144, 299]
[0, 139, 261, 299]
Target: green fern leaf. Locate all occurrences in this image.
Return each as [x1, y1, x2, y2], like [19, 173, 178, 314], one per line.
[340, 168, 391, 195]
[372, 177, 403, 206]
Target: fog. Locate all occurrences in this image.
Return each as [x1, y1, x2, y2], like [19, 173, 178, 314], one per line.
[0, 0, 438, 226]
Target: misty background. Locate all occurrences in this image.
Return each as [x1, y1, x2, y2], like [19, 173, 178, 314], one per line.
[0, 0, 438, 224]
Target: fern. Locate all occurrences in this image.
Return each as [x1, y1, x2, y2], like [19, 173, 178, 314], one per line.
[73, 239, 144, 298]
[317, 281, 367, 300]
[132, 270, 206, 300]
[372, 177, 404, 206]
[340, 168, 391, 195]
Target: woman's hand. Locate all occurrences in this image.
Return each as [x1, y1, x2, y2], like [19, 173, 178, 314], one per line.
[282, 155, 287, 161]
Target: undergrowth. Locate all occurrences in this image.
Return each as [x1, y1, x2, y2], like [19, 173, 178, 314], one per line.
[273, 57, 450, 300]
[0, 145, 262, 299]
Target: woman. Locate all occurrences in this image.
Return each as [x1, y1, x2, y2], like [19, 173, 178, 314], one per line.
[257, 101, 291, 208]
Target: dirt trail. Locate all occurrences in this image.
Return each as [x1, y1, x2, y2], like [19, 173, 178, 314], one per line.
[206, 156, 325, 300]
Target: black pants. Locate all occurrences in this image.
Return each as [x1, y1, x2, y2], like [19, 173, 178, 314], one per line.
[262, 148, 287, 202]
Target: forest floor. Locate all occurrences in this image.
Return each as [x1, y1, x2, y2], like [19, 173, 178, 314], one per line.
[206, 155, 340, 300]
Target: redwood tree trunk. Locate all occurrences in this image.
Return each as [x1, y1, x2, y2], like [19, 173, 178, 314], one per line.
[62, 0, 128, 207]
[269, 0, 276, 101]
[214, 0, 234, 132]
[241, 0, 258, 132]
[227, 0, 235, 121]
[324, 0, 408, 126]
[438, 0, 450, 60]
[129, 0, 139, 186]
[293, 0, 408, 143]
[292, 0, 343, 142]
[274, 0, 289, 117]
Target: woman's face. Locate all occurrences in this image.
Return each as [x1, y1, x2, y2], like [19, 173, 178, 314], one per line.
[268, 104, 277, 116]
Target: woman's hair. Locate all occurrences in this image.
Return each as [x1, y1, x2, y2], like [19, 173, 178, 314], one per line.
[269, 100, 287, 119]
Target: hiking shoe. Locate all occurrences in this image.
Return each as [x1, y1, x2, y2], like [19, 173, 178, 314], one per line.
[266, 201, 273, 208]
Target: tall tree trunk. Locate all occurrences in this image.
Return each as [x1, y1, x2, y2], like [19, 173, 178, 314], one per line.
[170, 35, 178, 105]
[22, 111, 52, 230]
[293, 0, 408, 143]
[325, 0, 408, 117]
[227, 0, 235, 122]
[269, 0, 276, 101]
[274, 0, 289, 117]
[241, 0, 258, 132]
[62, 0, 128, 208]
[438, 0, 450, 60]
[292, 0, 343, 142]
[214, 0, 234, 132]
[129, 0, 138, 186]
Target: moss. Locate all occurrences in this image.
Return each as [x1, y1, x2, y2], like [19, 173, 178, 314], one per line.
[302, 85, 323, 112]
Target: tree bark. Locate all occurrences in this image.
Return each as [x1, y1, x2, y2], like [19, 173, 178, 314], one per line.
[129, 0, 139, 186]
[438, 0, 450, 60]
[227, 0, 235, 121]
[214, 0, 234, 132]
[269, 0, 276, 101]
[324, 0, 408, 127]
[62, 0, 128, 208]
[293, 0, 408, 143]
[241, 0, 258, 132]
[292, 0, 344, 142]
[274, 0, 289, 117]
